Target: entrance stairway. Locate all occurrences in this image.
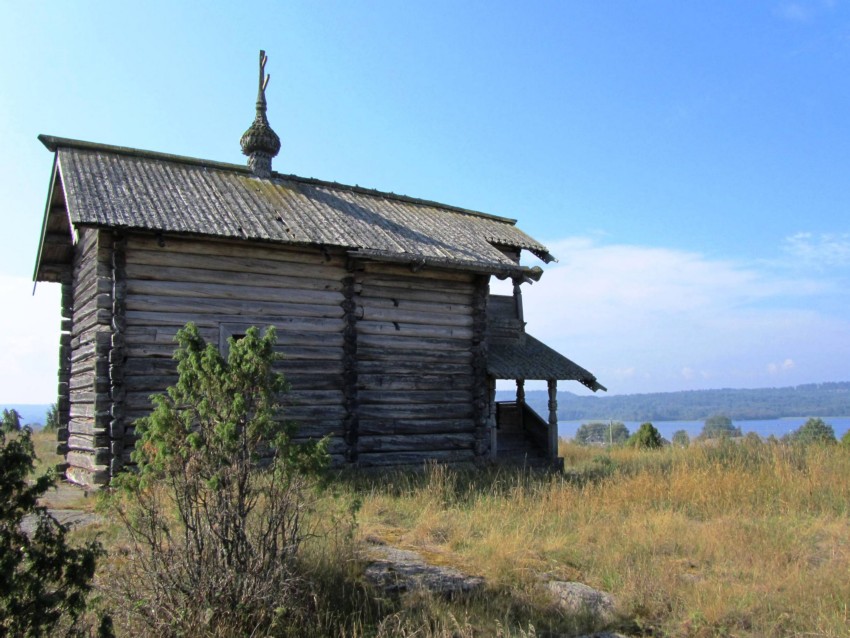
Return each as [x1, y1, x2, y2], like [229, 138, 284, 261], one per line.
[495, 402, 552, 467]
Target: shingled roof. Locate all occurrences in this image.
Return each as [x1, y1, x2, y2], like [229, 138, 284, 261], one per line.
[35, 135, 555, 282]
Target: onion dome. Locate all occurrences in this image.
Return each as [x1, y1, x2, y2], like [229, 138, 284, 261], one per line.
[240, 50, 281, 177]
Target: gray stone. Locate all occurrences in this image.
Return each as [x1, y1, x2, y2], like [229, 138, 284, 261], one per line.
[546, 580, 618, 625]
[364, 544, 485, 598]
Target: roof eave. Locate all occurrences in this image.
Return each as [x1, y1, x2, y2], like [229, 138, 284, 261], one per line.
[33, 154, 60, 283]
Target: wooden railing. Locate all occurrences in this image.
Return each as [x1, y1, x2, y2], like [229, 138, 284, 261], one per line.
[520, 402, 551, 456]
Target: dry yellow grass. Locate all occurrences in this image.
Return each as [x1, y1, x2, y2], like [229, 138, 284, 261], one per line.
[355, 440, 850, 637]
[30, 429, 850, 636]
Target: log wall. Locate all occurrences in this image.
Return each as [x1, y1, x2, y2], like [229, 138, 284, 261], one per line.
[65, 228, 113, 486]
[352, 261, 484, 466]
[121, 235, 348, 464]
[63, 231, 495, 482]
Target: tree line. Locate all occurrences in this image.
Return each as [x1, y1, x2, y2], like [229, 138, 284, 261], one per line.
[507, 382, 850, 421]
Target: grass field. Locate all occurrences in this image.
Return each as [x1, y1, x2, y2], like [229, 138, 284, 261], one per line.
[35, 431, 850, 637]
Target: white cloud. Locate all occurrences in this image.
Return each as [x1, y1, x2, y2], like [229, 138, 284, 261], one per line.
[518, 237, 850, 395]
[783, 232, 850, 268]
[767, 358, 795, 374]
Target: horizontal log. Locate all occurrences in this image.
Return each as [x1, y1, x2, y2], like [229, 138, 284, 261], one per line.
[359, 403, 474, 419]
[281, 390, 344, 406]
[129, 234, 346, 267]
[65, 465, 109, 487]
[67, 449, 111, 471]
[355, 284, 473, 306]
[357, 321, 473, 341]
[126, 279, 344, 306]
[125, 325, 219, 345]
[124, 358, 178, 376]
[358, 389, 473, 405]
[356, 295, 473, 316]
[125, 311, 345, 333]
[125, 295, 344, 320]
[358, 374, 473, 392]
[123, 375, 179, 392]
[355, 273, 474, 294]
[359, 261, 476, 283]
[358, 418, 475, 435]
[127, 245, 344, 279]
[357, 306, 473, 328]
[68, 418, 107, 436]
[125, 263, 344, 293]
[279, 360, 345, 376]
[358, 345, 472, 363]
[68, 433, 110, 450]
[356, 360, 472, 376]
[281, 404, 348, 421]
[357, 433, 474, 453]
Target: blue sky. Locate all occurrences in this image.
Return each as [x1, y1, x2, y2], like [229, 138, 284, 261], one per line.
[1, 1, 848, 402]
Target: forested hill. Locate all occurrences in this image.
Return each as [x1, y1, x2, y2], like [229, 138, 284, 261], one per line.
[504, 382, 850, 421]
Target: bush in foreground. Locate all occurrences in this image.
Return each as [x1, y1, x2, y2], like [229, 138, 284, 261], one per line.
[0, 420, 109, 637]
[111, 324, 328, 636]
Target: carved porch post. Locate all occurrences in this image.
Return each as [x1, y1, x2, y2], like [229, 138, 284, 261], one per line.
[516, 378, 525, 405]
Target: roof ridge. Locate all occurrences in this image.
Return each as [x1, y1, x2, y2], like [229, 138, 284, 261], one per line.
[38, 134, 518, 225]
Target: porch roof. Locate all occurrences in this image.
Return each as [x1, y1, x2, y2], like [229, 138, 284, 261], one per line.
[487, 333, 607, 392]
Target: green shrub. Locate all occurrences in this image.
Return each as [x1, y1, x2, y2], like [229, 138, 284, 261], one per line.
[0, 421, 109, 636]
[700, 414, 742, 439]
[627, 422, 664, 449]
[111, 323, 329, 636]
[575, 421, 629, 446]
[787, 417, 837, 445]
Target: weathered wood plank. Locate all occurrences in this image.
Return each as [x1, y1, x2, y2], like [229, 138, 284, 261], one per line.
[355, 284, 473, 306]
[356, 321, 473, 340]
[357, 360, 472, 376]
[359, 261, 476, 283]
[66, 450, 110, 472]
[125, 295, 344, 319]
[129, 234, 346, 267]
[357, 295, 473, 316]
[358, 418, 475, 435]
[359, 403, 474, 419]
[125, 263, 344, 293]
[358, 374, 473, 392]
[125, 311, 345, 332]
[357, 306, 473, 328]
[126, 279, 344, 306]
[358, 344, 473, 363]
[357, 433, 474, 453]
[357, 389, 473, 405]
[68, 433, 110, 450]
[127, 246, 344, 279]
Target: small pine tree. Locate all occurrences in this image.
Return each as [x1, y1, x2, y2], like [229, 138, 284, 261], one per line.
[112, 323, 329, 636]
[627, 422, 664, 449]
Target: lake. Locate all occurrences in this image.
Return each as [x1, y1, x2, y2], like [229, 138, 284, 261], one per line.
[558, 417, 850, 441]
